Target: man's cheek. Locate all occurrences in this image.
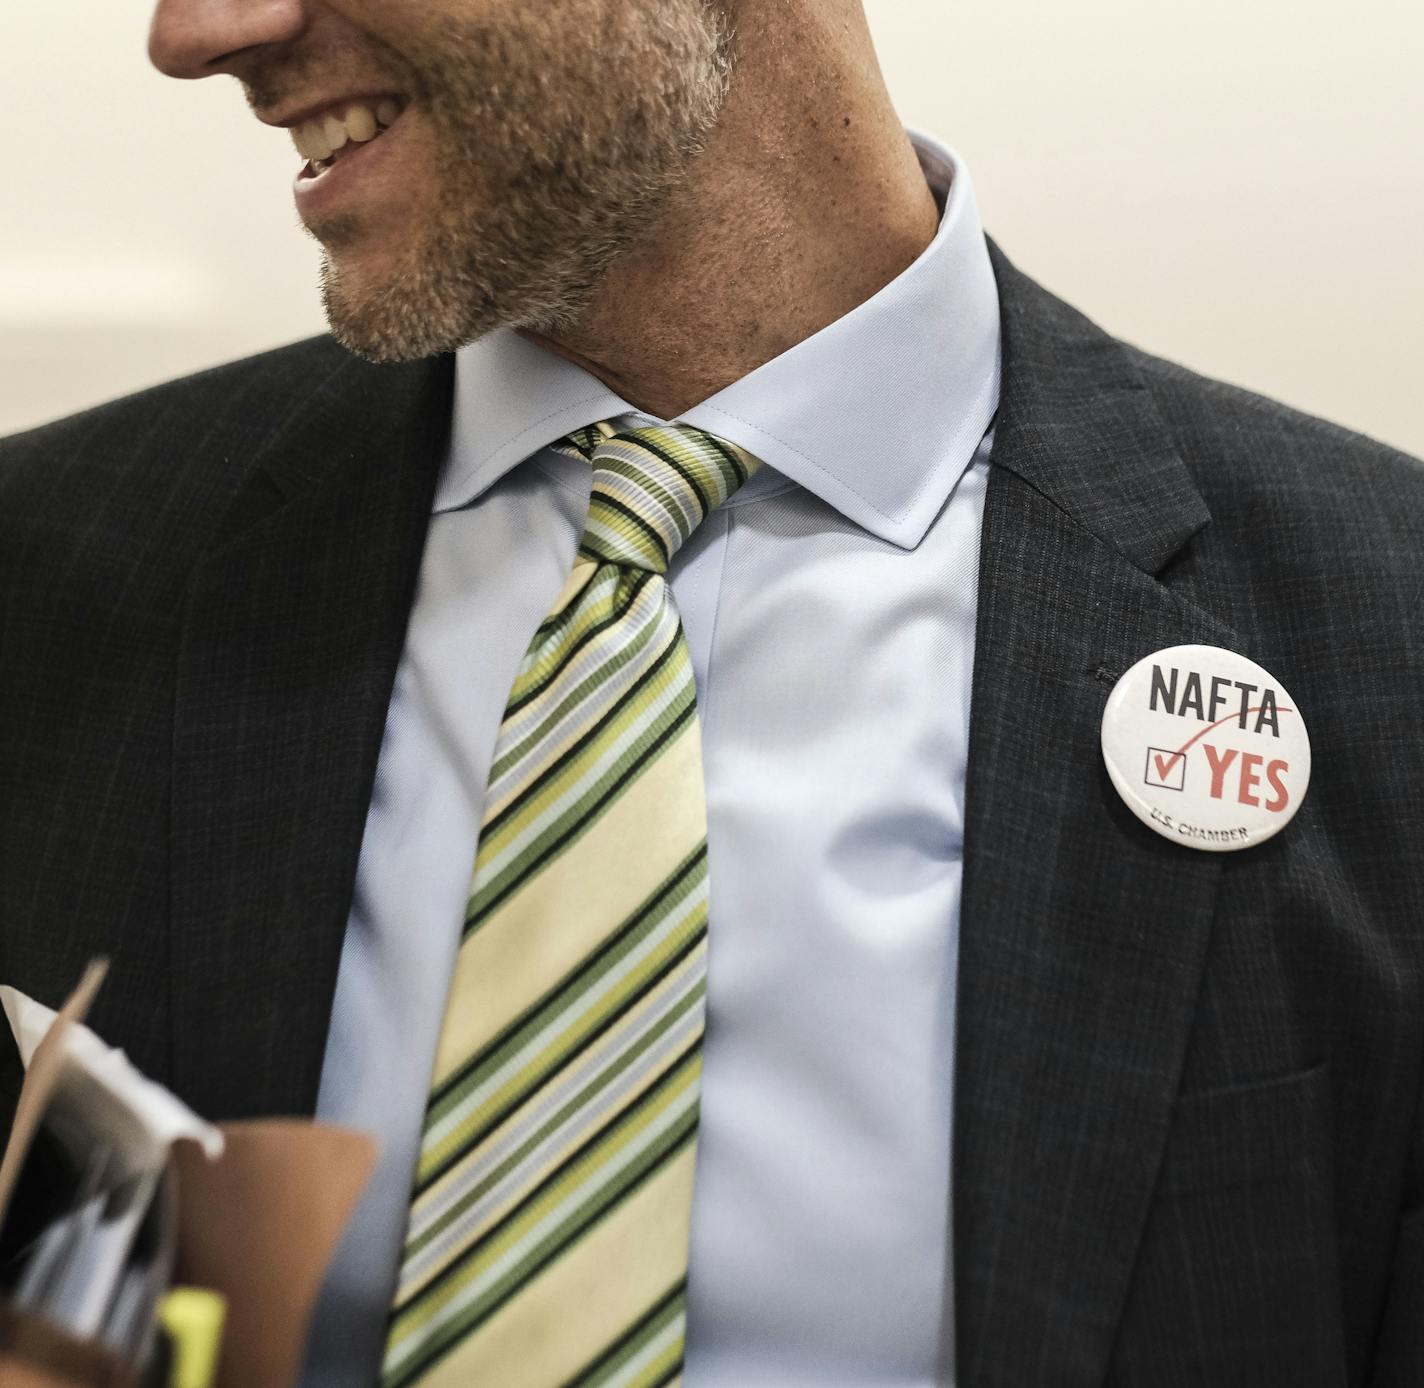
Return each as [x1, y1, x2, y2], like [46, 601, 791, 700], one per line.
[326, 0, 486, 41]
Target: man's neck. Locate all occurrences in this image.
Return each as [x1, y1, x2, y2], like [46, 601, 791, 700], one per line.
[516, 3, 941, 421]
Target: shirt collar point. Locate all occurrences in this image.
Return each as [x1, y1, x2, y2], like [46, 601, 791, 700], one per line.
[437, 331, 631, 512]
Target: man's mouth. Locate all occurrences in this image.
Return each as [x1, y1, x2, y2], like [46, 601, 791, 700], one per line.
[292, 97, 406, 178]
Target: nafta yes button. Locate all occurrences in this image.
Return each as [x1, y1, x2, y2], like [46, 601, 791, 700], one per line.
[1100, 643, 1311, 852]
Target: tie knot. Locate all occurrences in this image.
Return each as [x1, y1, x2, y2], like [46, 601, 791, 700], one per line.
[553, 421, 762, 573]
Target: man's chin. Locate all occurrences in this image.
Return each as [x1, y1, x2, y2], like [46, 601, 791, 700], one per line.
[317, 240, 596, 364]
[318, 251, 465, 363]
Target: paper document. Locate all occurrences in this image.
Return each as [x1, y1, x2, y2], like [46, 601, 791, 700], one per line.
[0, 965, 377, 1388]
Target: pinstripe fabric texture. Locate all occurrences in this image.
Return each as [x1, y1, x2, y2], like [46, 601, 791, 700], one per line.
[381, 421, 761, 1388]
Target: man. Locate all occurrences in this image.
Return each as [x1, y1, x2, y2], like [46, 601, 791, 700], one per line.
[2, 0, 1421, 1384]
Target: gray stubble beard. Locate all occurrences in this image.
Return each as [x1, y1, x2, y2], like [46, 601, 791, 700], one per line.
[318, 1, 736, 363]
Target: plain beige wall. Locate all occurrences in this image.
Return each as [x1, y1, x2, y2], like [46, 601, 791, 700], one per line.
[2, 1, 1420, 453]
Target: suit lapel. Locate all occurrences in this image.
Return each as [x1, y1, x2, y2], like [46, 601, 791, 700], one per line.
[953, 242, 1238, 1383]
[170, 348, 453, 1122]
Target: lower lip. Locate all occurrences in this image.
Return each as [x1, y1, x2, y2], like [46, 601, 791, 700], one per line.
[292, 117, 404, 219]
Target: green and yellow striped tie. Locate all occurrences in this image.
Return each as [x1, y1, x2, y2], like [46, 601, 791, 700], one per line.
[381, 421, 762, 1387]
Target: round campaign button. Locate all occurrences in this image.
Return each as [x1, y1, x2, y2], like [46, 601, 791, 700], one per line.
[1100, 644, 1310, 852]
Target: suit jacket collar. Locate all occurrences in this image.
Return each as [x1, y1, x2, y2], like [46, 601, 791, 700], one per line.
[981, 238, 1210, 575]
[951, 240, 1236, 1384]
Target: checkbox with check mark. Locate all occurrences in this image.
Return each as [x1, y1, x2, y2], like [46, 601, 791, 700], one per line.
[1145, 747, 1187, 791]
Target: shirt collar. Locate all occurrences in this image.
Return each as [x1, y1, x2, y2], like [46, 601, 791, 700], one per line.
[438, 127, 1001, 549]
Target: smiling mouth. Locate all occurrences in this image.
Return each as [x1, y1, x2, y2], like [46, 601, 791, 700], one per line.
[293, 97, 406, 178]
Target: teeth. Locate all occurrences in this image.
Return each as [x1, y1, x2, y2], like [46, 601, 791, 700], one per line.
[345, 104, 378, 142]
[291, 101, 398, 165]
[294, 119, 332, 161]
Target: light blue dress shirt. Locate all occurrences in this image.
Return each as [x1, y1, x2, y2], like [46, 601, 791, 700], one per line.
[302, 128, 1001, 1388]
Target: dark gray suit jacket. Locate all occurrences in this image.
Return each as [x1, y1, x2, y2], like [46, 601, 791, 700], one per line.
[2, 239, 1422, 1385]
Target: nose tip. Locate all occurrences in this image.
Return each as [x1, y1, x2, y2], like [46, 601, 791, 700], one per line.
[148, 0, 305, 79]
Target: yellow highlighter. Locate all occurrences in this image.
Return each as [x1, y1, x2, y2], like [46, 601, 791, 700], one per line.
[158, 1287, 227, 1388]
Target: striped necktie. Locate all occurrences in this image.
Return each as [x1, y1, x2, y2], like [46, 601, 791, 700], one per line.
[381, 421, 762, 1387]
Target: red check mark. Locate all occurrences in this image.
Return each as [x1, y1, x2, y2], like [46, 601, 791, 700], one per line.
[1153, 704, 1295, 780]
